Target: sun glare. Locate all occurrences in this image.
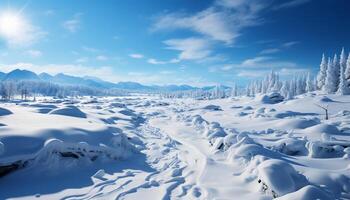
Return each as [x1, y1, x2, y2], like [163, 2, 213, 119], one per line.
[0, 11, 25, 38]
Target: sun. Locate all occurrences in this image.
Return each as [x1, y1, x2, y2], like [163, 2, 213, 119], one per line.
[0, 11, 25, 39]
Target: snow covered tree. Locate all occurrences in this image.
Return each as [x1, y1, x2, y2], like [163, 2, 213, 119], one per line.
[280, 81, 289, 99]
[305, 72, 314, 92]
[340, 48, 346, 74]
[333, 54, 340, 89]
[336, 57, 350, 95]
[323, 57, 338, 93]
[345, 53, 350, 83]
[317, 54, 327, 89]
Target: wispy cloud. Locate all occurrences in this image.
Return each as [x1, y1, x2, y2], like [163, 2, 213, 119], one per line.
[259, 48, 280, 55]
[152, 0, 269, 45]
[147, 58, 179, 65]
[75, 57, 89, 63]
[282, 41, 299, 48]
[163, 37, 211, 60]
[129, 54, 144, 59]
[273, 0, 312, 10]
[26, 50, 42, 57]
[96, 55, 108, 61]
[63, 13, 82, 33]
[259, 41, 299, 55]
[82, 46, 99, 53]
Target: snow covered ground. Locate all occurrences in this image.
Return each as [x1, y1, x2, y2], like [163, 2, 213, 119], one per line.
[0, 93, 350, 199]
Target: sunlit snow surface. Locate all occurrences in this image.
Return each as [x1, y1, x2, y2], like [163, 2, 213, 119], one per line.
[0, 93, 350, 199]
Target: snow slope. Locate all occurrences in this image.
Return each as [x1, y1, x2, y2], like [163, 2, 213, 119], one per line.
[0, 93, 350, 199]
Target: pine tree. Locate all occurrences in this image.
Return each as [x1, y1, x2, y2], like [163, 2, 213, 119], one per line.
[336, 57, 350, 95]
[340, 48, 346, 74]
[317, 54, 327, 89]
[323, 57, 337, 93]
[333, 54, 340, 90]
[305, 72, 313, 92]
[345, 53, 350, 83]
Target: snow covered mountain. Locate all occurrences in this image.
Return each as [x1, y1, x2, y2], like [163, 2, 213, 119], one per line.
[3, 69, 41, 81]
[0, 69, 218, 92]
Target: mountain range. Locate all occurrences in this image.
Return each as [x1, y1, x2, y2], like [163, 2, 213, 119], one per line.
[0, 69, 228, 92]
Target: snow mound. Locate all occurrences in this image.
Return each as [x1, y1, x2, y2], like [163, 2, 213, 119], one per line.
[303, 123, 341, 135]
[192, 115, 208, 128]
[35, 133, 136, 166]
[205, 122, 227, 141]
[0, 107, 13, 116]
[258, 92, 284, 104]
[257, 159, 308, 197]
[49, 106, 87, 118]
[306, 141, 344, 158]
[276, 185, 331, 200]
[317, 96, 335, 103]
[271, 138, 308, 156]
[202, 105, 222, 111]
[108, 102, 126, 108]
[274, 111, 317, 119]
[276, 118, 319, 129]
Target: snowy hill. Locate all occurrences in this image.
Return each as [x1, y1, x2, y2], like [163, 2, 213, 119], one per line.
[0, 93, 349, 199]
[0, 69, 224, 92]
[3, 69, 41, 81]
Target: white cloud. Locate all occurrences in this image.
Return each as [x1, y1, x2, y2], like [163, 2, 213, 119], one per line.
[75, 57, 89, 63]
[129, 54, 144, 59]
[160, 70, 175, 75]
[273, 0, 312, 10]
[147, 58, 180, 65]
[26, 50, 42, 57]
[96, 55, 108, 61]
[82, 46, 99, 53]
[44, 10, 55, 16]
[282, 41, 299, 48]
[221, 65, 233, 71]
[152, 0, 268, 44]
[241, 56, 272, 67]
[164, 37, 211, 60]
[63, 13, 82, 33]
[259, 48, 280, 55]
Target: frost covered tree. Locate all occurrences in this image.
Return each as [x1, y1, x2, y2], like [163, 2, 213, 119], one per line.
[336, 58, 350, 95]
[305, 72, 314, 92]
[340, 48, 347, 74]
[333, 54, 340, 89]
[345, 53, 350, 83]
[280, 81, 289, 99]
[323, 57, 338, 93]
[317, 54, 327, 89]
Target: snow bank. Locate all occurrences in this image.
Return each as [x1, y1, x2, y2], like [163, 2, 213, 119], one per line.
[270, 138, 308, 156]
[1, 132, 138, 175]
[49, 106, 87, 118]
[202, 105, 222, 111]
[257, 159, 308, 197]
[276, 185, 332, 200]
[306, 141, 344, 158]
[0, 107, 13, 116]
[257, 92, 284, 104]
[275, 118, 319, 129]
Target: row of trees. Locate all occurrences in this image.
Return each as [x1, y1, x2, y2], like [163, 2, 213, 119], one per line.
[0, 80, 127, 101]
[162, 48, 350, 100]
[317, 48, 350, 95]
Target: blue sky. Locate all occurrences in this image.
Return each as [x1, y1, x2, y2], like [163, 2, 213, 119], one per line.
[0, 0, 349, 86]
